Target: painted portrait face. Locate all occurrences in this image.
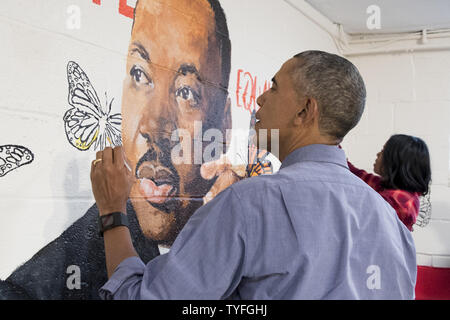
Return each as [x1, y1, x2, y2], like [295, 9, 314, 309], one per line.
[121, 0, 231, 245]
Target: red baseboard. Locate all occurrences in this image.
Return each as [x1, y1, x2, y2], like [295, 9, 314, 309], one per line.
[415, 265, 450, 300]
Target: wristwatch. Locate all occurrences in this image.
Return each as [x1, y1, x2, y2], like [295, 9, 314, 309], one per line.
[98, 212, 129, 236]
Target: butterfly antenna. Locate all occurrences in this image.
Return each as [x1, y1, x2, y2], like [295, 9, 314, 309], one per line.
[107, 96, 114, 116]
[103, 92, 109, 116]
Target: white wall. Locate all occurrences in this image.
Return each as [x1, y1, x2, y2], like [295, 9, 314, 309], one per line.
[343, 50, 450, 268]
[0, 0, 338, 279]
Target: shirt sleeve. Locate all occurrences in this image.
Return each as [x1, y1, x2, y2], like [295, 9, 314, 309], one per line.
[98, 256, 146, 300]
[379, 189, 419, 231]
[347, 160, 383, 192]
[99, 187, 249, 300]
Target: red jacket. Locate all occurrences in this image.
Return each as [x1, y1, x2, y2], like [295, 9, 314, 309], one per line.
[347, 161, 420, 231]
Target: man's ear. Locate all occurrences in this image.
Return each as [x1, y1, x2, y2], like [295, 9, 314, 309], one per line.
[307, 98, 320, 125]
[221, 96, 232, 152]
[294, 98, 318, 126]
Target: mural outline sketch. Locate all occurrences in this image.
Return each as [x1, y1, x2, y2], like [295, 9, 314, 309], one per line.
[0, 0, 245, 300]
[63, 61, 122, 151]
[0, 145, 34, 178]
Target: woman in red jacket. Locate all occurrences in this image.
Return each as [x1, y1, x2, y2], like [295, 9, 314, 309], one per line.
[346, 134, 431, 231]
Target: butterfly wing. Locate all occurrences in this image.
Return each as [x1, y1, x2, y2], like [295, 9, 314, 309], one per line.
[0, 145, 34, 177]
[92, 111, 122, 151]
[67, 61, 102, 116]
[246, 147, 273, 177]
[65, 61, 125, 151]
[260, 161, 272, 175]
[64, 107, 100, 150]
[64, 61, 103, 151]
[258, 150, 273, 175]
[248, 162, 262, 177]
[100, 98, 122, 149]
[105, 112, 123, 147]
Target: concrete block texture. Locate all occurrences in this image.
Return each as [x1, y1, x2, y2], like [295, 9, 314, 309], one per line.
[348, 50, 450, 266]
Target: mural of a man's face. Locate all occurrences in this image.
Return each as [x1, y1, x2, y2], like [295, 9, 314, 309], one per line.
[122, 0, 231, 245]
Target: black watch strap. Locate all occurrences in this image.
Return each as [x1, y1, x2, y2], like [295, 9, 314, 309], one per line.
[98, 212, 129, 237]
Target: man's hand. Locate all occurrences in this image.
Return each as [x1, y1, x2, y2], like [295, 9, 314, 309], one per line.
[200, 154, 246, 204]
[90, 146, 135, 216]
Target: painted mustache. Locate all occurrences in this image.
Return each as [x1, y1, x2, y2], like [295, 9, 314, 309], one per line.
[134, 141, 181, 213]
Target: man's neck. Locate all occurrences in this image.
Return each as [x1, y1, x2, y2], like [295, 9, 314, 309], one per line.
[279, 135, 339, 162]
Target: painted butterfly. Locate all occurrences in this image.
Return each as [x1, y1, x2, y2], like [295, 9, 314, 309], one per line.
[246, 144, 273, 177]
[63, 61, 122, 151]
[0, 145, 34, 177]
[245, 109, 273, 177]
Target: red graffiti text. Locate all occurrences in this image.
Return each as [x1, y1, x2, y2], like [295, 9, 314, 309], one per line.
[92, 0, 135, 19]
[235, 69, 271, 114]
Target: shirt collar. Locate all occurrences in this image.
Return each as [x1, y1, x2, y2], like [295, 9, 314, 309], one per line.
[279, 144, 349, 170]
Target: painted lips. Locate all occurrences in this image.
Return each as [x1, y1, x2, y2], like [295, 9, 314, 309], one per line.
[137, 162, 177, 204]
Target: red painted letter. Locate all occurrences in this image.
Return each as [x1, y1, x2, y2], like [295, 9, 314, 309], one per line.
[119, 0, 134, 19]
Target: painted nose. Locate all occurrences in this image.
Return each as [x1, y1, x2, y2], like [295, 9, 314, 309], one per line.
[138, 96, 177, 147]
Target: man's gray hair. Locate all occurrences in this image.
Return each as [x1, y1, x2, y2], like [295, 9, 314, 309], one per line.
[292, 51, 366, 140]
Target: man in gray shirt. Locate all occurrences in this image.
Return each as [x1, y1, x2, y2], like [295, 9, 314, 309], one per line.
[91, 51, 416, 299]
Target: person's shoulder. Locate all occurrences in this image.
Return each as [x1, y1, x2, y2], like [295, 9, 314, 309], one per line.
[280, 160, 372, 189]
[229, 172, 286, 196]
[379, 189, 420, 220]
[380, 189, 419, 203]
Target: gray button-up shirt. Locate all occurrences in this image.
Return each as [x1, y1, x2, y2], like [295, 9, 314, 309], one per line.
[99, 144, 417, 299]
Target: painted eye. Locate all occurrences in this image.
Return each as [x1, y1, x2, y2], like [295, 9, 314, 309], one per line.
[130, 65, 153, 87]
[176, 86, 200, 108]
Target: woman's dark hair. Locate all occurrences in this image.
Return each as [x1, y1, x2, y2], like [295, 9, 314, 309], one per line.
[381, 134, 431, 195]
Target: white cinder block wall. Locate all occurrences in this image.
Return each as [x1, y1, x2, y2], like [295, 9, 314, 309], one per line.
[342, 50, 450, 268]
[0, 0, 338, 279]
[1, 0, 448, 283]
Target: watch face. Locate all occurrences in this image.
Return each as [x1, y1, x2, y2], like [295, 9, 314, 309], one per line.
[99, 212, 128, 235]
[102, 215, 115, 228]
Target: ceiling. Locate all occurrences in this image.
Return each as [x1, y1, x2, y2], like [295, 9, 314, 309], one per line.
[305, 0, 450, 34]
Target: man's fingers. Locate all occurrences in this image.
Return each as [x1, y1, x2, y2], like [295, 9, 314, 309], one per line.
[91, 158, 103, 186]
[90, 159, 96, 181]
[103, 147, 113, 166]
[96, 150, 103, 160]
[114, 146, 124, 168]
